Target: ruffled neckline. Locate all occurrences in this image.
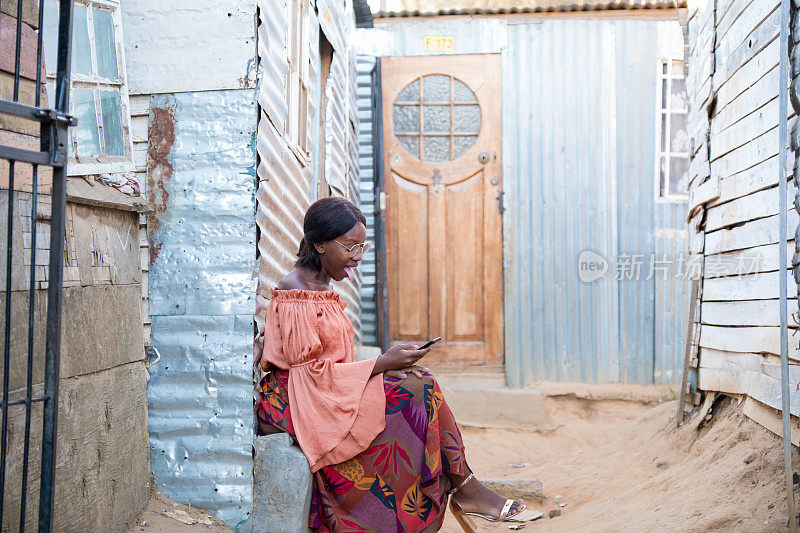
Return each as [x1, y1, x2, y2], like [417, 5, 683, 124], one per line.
[270, 287, 342, 304]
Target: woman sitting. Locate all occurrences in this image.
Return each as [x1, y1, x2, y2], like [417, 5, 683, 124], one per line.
[257, 197, 541, 532]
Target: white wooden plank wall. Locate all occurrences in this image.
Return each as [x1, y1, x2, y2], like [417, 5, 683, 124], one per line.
[687, 0, 800, 427]
[129, 93, 151, 344]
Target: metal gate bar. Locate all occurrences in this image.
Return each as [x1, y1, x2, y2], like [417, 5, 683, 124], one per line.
[0, 0, 74, 530]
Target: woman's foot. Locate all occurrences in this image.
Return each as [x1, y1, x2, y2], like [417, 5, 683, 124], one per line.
[449, 474, 525, 518]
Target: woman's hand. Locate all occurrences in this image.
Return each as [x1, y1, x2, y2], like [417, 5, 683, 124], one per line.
[385, 365, 429, 380]
[372, 344, 433, 376]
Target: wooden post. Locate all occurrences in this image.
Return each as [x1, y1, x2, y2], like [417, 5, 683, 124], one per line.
[677, 279, 699, 427]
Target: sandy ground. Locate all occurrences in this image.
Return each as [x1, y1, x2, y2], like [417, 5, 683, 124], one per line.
[127, 395, 795, 532]
[441, 395, 796, 533]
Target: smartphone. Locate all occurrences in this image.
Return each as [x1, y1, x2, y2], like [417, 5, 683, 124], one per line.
[418, 337, 442, 350]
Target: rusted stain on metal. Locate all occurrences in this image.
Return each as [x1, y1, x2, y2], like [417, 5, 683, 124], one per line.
[146, 102, 176, 264]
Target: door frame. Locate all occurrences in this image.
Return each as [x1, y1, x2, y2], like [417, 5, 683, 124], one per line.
[376, 53, 505, 367]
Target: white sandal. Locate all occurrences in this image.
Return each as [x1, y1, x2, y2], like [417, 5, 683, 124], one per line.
[447, 473, 543, 532]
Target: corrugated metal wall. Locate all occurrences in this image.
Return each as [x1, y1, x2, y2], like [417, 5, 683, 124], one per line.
[356, 55, 379, 346]
[503, 20, 620, 384]
[360, 15, 687, 385]
[503, 19, 687, 385]
[147, 90, 257, 527]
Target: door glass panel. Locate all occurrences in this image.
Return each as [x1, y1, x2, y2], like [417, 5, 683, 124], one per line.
[454, 135, 477, 158]
[398, 136, 420, 158]
[393, 105, 419, 133]
[422, 105, 450, 133]
[397, 79, 419, 103]
[454, 105, 481, 133]
[422, 75, 450, 102]
[454, 79, 478, 103]
[394, 75, 480, 162]
[423, 136, 449, 162]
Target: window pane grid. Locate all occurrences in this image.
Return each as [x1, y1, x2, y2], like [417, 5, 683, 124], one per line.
[656, 59, 689, 200]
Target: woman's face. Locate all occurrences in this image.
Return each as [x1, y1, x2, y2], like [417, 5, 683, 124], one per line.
[316, 222, 367, 282]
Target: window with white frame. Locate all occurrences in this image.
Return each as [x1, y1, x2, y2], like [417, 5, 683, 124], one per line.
[42, 0, 132, 175]
[286, 0, 311, 162]
[656, 59, 689, 200]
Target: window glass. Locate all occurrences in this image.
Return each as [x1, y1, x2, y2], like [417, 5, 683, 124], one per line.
[93, 8, 119, 80]
[100, 89, 124, 156]
[72, 3, 92, 76]
[73, 88, 100, 156]
[43, 0, 59, 74]
[656, 59, 689, 200]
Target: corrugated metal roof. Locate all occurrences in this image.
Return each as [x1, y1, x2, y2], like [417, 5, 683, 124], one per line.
[373, 0, 685, 17]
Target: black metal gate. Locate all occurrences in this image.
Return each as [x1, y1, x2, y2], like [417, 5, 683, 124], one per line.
[0, 0, 74, 530]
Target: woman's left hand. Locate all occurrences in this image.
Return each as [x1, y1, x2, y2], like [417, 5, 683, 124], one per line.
[385, 365, 429, 380]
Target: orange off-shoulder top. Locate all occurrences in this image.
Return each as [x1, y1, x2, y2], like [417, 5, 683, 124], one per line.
[261, 288, 385, 472]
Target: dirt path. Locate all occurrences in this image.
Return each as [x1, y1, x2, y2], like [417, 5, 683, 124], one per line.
[128, 395, 794, 532]
[442, 396, 795, 532]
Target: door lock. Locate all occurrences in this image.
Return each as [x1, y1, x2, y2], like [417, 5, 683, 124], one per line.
[478, 151, 490, 164]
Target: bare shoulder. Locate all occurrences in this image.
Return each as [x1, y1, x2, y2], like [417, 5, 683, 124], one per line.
[276, 270, 310, 290]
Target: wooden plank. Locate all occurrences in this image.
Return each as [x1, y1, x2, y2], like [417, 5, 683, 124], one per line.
[699, 346, 762, 371]
[705, 182, 796, 231]
[713, 6, 778, 91]
[742, 396, 800, 447]
[702, 299, 797, 326]
[712, 63, 777, 136]
[715, 0, 777, 60]
[128, 94, 151, 117]
[698, 365, 749, 393]
[699, 324, 800, 358]
[710, 154, 783, 207]
[705, 210, 799, 255]
[750, 370, 800, 415]
[710, 124, 783, 179]
[703, 268, 795, 301]
[687, 174, 720, 220]
[703, 240, 793, 278]
[711, 97, 779, 161]
[678, 280, 700, 425]
[715, 0, 756, 43]
[713, 43, 781, 135]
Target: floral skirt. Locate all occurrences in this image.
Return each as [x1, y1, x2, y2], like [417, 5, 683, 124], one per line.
[256, 368, 470, 532]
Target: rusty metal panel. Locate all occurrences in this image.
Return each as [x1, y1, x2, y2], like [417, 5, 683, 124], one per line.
[121, 0, 257, 95]
[146, 89, 256, 527]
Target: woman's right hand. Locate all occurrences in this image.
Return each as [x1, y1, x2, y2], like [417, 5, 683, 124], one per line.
[372, 344, 433, 375]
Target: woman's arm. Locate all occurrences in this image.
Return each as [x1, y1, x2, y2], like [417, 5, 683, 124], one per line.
[370, 344, 433, 376]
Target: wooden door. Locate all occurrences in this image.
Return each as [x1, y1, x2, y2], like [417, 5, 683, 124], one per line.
[381, 54, 503, 367]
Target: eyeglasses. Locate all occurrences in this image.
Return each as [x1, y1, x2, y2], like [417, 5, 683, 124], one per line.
[333, 240, 372, 258]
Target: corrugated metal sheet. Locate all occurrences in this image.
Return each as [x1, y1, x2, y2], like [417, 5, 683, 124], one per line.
[356, 55, 379, 346]
[122, 0, 257, 95]
[147, 89, 257, 527]
[503, 20, 620, 385]
[502, 19, 688, 385]
[372, 0, 687, 17]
